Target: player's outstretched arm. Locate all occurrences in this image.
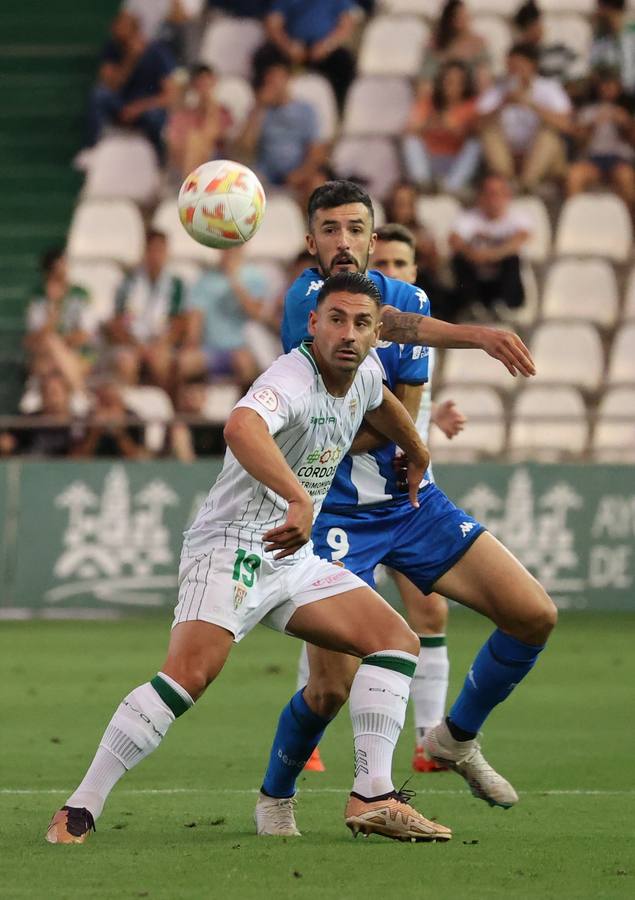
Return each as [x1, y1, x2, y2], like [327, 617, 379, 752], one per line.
[364, 386, 430, 508]
[224, 408, 313, 559]
[380, 307, 536, 377]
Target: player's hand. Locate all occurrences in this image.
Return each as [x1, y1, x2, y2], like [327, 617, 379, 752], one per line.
[262, 495, 313, 560]
[434, 399, 466, 439]
[406, 446, 430, 508]
[476, 326, 536, 377]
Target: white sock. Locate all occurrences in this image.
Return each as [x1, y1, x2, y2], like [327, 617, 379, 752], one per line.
[412, 636, 450, 745]
[66, 674, 193, 820]
[349, 650, 417, 799]
[296, 642, 310, 692]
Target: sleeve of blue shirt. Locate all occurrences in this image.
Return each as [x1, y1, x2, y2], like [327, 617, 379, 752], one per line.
[395, 282, 431, 386]
[281, 281, 310, 353]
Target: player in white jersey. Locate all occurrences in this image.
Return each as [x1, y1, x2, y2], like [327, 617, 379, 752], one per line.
[46, 272, 452, 845]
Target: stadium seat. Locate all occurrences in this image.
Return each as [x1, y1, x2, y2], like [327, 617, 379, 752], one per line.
[509, 385, 589, 459]
[465, 0, 517, 14]
[623, 267, 635, 321]
[290, 73, 338, 141]
[371, 195, 386, 227]
[530, 321, 604, 391]
[83, 134, 161, 205]
[198, 17, 265, 78]
[67, 200, 145, 268]
[380, 0, 439, 15]
[429, 384, 506, 459]
[607, 323, 635, 385]
[440, 332, 521, 393]
[242, 193, 305, 263]
[472, 15, 512, 75]
[67, 260, 123, 324]
[343, 76, 412, 136]
[415, 194, 461, 257]
[555, 194, 633, 262]
[152, 199, 221, 266]
[121, 386, 174, 453]
[540, 0, 594, 12]
[216, 76, 254, 139]
[541, 258, 619, 328]
[358, 16, 428, 76]
[332, 137, 401, 200]
[543, 14, 592, 61]
[592, 386, 635, 462]
[510, 196, 552, 263]
[204, 384, 241, 423]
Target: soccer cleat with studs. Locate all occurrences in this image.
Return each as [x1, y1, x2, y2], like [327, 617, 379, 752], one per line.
[45, 806, 95, 844]
[254, 791, 301, 836]
[344, 788, 452, 843]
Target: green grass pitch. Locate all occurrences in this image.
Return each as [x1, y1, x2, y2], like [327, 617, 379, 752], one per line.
[1, 611, 634, 900]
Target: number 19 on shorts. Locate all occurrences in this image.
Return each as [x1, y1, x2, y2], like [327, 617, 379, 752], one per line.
[232, 549, 261, 587]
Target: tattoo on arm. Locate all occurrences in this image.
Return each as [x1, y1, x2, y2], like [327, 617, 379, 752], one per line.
[381, 308, 424, 344]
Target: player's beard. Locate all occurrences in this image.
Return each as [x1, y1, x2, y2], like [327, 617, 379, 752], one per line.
[316, 246, 371, 277]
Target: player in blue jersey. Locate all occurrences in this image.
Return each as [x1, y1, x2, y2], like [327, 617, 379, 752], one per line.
[255, 181, 556, 837]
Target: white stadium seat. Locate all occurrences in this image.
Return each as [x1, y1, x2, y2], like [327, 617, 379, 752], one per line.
[530, 321, 604, 391]
[555, 194, 633, 262]
[332, 137, 401, 200]
[204, 384, 241, 423]
[607, 323, 635, 385]
[83, 134, 161, 205]
[623, 267, 635, 321]
[472, 15, 512, 75]
[380, 0, 440, 15]
[67, 200, 145, 268]
[67, 260, 124, 324]
[544, 14, 592, 61]
[592, 386, 635, 462]
[198, 17, 264, 78]
[215, 76, 254, 139]
[510, 196, 552, 263]
[541, 258, 619, 328]
[509, 386, 589, 459]
[153, 199, 221, 266]
[429, 385, 506, 459]
[358, 16, 428, 76]
[343, 76, 412, 136]
[465, 0, 517, 14]
[122, 386, 174, 453]
[540, 0, 594, 12]
[415, 194, 461, 258]
[440, 332, 521, 393]
[290, 73, 338, 141]
[243, 193, 305, 263]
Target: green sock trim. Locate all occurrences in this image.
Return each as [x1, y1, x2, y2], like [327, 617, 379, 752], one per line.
[150, 675, 190, 718]
[419, 635, 447, 648]
[362, 654, 416, 678]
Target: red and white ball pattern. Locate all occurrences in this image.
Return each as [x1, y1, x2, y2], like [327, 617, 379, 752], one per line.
[177, 160, 266, 249]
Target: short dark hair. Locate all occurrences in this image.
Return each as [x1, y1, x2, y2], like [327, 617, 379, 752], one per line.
[40, 247, 65, 275]
[191, 63, 214, 79]
[599, 0, 625, 11]
[508, 41, 540, 65]
[513, 0, 540, 31]
[375, 223, 416, 251]
[307, 180, 374, 228]
[316, 272, 382, 309]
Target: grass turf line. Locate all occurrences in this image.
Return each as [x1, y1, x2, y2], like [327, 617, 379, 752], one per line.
[1, 611, 634, 900]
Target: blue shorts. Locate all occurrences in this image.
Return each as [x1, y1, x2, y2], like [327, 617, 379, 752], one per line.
[312, 483, 485, 595]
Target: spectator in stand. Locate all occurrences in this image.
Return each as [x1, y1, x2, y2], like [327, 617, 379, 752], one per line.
[169, 376, 224, 461]
[449, 174, 531, 320]
[421, 0, 491, 91]
[260, 0, 356, 109]
[590, 0, 635, 97]
[566, 66, 635, 205]
[209, 0, 270, 16]
[1, 373, 80, 458]
[82, 10, 178, 164]
[477, 43, 573, 192]
[24, 249, 97, 393]
[179, 246, 281, 392]
[166, 64, 232, 180]
[513, 1, 580, 83]
[235, 58, 326, 193]
[403, 61, 480, 194]
[121, 0, 199, 60]
[104, 230, 189, 391]
[72, 380, 148, 459]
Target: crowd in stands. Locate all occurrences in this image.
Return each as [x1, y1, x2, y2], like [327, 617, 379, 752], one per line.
[4, 0, 635, 462]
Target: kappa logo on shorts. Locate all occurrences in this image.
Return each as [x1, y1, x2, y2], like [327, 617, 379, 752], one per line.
[460, 521, 476, 537]
[253, 387, 279, 412]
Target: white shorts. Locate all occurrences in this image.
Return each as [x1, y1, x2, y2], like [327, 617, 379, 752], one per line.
[173, 546, 366, 642]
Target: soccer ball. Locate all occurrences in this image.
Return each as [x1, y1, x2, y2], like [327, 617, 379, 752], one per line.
[177, 160, 266, 249]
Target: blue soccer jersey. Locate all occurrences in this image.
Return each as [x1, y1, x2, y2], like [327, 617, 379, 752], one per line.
[282, 267, 430, 511]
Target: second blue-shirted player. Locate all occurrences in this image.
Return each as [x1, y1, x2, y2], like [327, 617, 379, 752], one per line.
[255, 181, 557, 839]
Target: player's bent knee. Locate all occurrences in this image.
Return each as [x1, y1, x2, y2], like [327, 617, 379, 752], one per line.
[503, 585, 557, 645]
[304, 682, 351, 719]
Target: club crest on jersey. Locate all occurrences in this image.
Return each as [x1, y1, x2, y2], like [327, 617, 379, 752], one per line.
[233, 583, 247, 610]
[349, 397, 358, 416]
[253, 387, 278, 411]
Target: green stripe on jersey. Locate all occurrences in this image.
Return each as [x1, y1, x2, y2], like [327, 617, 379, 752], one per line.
[362, 654, 416, 678]
[299, 341, 319, 376]
[150, 675, 190, 718]
[419, 635, 447, 648]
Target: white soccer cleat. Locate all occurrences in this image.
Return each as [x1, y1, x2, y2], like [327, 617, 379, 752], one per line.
[422, 721, 519, 808]
[254, 791, 301, 836]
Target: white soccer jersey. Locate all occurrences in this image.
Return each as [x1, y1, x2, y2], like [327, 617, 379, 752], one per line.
[183, 342, 383, 564]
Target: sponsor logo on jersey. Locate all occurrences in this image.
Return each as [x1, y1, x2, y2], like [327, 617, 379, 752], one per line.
[253, 387, 279, 411]
[310, 415, 336, 425]
[460, 521, 476, 537]
[304, 446, 342, 465]
[412, 345, 429, 360]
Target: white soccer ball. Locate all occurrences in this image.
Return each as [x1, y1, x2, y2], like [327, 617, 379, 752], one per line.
[177, 159, 266, 249]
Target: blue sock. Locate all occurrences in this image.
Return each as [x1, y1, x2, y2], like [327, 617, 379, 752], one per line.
[261, 689, 330, 799]
[449, 629, 545, 736]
